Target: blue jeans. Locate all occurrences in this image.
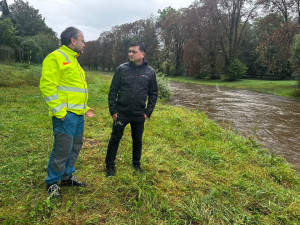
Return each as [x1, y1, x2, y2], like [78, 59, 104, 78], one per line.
[45, 112, 84, 185]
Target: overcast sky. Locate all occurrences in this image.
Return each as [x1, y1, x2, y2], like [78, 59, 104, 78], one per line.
[6, 0, 196, 41]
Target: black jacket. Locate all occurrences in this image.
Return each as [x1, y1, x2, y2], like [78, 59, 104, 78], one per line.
[108, 59, 158, 118]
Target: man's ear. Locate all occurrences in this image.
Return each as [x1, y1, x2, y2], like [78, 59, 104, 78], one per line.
[70, 37, 76, 45]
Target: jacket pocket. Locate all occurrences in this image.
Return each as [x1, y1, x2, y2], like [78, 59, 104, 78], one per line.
[117, 92, 132, 107]
[135, 95, 147, 110]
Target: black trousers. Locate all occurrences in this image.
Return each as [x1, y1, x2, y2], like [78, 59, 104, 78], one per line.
[105, 114, 145, 168]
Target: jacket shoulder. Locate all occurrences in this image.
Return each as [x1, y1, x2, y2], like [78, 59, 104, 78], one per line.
[118, 62, 130, 69]
[43, 49, 64, 63]
[145, 65, 155, 77]
[147, 65, 155, 73]
[115, 62, 131, 74]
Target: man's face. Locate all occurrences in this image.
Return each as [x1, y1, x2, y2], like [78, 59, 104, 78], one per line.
[128, 46, 145, 65]
[71, 32, 85, 54]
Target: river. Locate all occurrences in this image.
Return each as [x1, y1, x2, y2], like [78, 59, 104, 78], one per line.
[169, 81, 300, 173]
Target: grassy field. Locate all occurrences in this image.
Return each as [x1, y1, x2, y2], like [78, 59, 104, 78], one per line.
[167, 76, 300, 98]
[0, 63, 299, 224]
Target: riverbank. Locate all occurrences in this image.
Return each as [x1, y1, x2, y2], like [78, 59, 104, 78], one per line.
[0, 63, 299, 224]
[167, 76, 300, 98]
[169, 81, 300, 174]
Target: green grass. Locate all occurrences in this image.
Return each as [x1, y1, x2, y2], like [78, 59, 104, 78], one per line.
[167, 76, 300, 98]
[0, 63, 299, 224]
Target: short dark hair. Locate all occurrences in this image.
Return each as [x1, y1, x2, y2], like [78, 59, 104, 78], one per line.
[61, 27, 81, 46]
[129, 41, 145, 52]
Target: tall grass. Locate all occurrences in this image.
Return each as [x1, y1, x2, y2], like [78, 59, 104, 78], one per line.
[0, 63, 299, 224]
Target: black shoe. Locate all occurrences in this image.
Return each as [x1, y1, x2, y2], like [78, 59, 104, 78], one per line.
[106, 167, 116, 177]
[60, 176, 86, 187]
[133, 165, 143, 173]
[47, 184, 62, 199]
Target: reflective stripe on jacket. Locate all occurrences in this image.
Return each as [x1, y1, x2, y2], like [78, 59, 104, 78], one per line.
[40, 45, 90, 118]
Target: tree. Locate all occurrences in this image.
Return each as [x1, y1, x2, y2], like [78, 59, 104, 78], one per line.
[1, 0, 58, 62]
[295, 0, 300, 24]
[202, 0, 260, 66]
[95, 18, 159, 70]
[78, 40, 100, 69]
[9, 0, 49, 36]
[258, 0, 294, 24]
[257, 22, 300, 78]
[238, 23, 262, 76]
[98, 31, 114, 70]
[0, 17, 17, 46]
[224, 58, 248, 81]
[0, 17, 19, 60]
[137, 18, 160, 68]
[0, 0, 10, 18]
[254, 14, 286, 77]
[156, 7, 185, 76]
[21, 37, 42, 63]
[290, 33, 300, 85]
[32, 32, 59, 58]
[254, 1, 300, 79]
[182, 3, 224, 79]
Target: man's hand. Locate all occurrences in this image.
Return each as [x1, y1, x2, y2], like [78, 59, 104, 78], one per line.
[85, 108, 95, 118]
[61, 116, 66, 121]
[112, 113, 118, 121]
[144, 114, 148, 120]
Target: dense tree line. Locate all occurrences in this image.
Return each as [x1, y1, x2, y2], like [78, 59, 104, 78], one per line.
[0, 0, 58, 63]
[78, 0, 300, 84]
[1, 0, 300, 84]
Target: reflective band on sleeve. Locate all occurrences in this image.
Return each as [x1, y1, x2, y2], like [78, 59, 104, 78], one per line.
[44, 94, 59, 103]
[57, 85, 88, 93]
[57, 50, 70, 62]
[51, 103, 66, 113]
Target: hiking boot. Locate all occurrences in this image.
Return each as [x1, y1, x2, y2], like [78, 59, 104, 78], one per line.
[133, 165, 143, 173]
[106, 167, 116, 177]
[47, 183, 62, 199]
[60, 176, 86, 187]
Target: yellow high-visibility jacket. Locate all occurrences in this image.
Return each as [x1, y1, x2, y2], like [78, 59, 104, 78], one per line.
[40, 45, 90, 118]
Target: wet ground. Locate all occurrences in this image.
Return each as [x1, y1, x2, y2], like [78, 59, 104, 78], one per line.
[169, 81, 300, 173]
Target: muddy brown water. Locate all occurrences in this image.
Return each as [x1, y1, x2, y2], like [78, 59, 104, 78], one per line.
[169, 81, 300, 173]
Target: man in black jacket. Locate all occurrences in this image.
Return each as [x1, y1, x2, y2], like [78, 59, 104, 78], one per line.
[105, 41, 158, 177]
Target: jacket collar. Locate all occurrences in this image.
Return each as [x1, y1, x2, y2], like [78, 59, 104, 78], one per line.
[60, 45, 80, 57]
[129, 58, 148, 68]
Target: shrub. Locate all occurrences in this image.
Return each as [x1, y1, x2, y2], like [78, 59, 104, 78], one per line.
[156, 72, 172, 101]
[223, 59, 248, 81]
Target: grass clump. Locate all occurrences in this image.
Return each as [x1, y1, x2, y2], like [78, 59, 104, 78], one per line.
[0, 63, 299, 224]
[0, 63, 41, 87]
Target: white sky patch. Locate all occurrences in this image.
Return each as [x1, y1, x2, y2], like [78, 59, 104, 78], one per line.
[6, 0, 196, 41]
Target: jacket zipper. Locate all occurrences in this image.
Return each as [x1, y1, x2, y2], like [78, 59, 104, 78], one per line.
[133, 67, 138, 99]
[76, 56, 88, 110]
[76, 56, 85, 86]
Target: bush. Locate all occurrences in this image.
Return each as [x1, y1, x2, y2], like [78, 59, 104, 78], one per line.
[223, 59, 248, 81]
[156, 72, 172, 101]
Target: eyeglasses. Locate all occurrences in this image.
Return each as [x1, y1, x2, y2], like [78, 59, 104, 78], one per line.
[128, 50, 139, 54]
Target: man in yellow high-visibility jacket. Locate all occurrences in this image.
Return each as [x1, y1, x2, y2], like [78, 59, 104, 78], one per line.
[40, 27, 94, 199]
